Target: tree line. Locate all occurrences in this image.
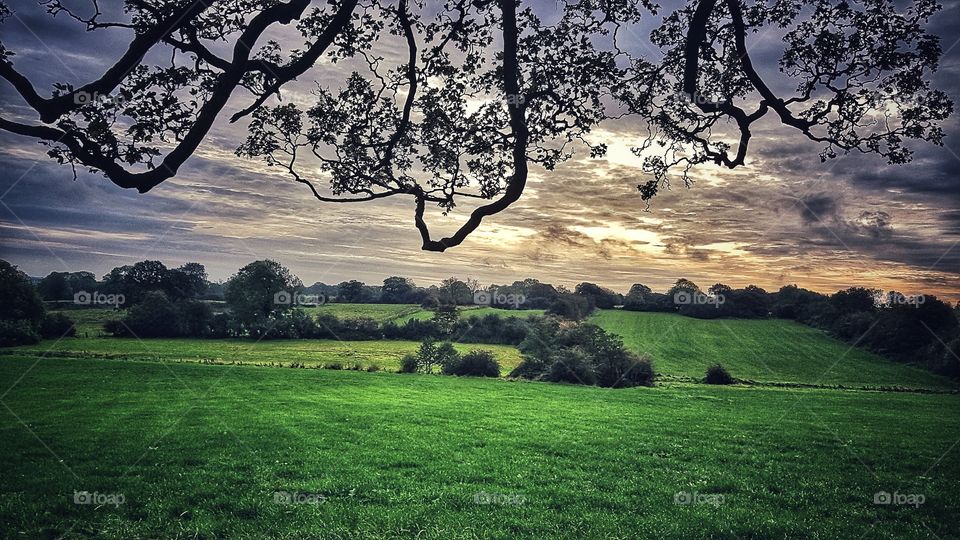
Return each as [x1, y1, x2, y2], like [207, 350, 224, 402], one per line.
[2, 257, 958, 377]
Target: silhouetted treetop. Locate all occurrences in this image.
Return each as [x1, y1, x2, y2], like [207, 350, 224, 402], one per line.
[0, 0, 951, 249]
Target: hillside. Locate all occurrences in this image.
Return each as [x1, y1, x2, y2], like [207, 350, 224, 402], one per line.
[590, 310, 955, 389]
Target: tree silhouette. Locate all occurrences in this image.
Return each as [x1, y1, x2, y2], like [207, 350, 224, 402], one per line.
[0, 0, 951, 250]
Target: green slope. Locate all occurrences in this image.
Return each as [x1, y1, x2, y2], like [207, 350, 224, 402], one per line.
[590, 310, 955, 389]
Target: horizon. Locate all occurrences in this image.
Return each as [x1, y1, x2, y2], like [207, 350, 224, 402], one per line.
[7, 254, 957, 303]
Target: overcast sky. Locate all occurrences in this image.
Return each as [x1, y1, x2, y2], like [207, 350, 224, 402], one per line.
[1, 0, 958, 301]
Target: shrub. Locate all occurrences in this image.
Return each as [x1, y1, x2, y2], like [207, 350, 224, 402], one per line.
[546, 294, 594, 321]
[324, 362, 343, 370]
[0, 320, 41, 347]
[596, 352, 654, 388]
[114, 291, 181, 337]
[366, 364, 381, 373]
[39, 312, 76, 339]
[508, 358, 548, 379]
[207, 313, 232, 338]
[705, 364, 734, 385]
[414, 339, 459, 373]
[399, 354, 419, 373]
[177, 301, 214, 337]
[544, 347, 596, 385]
[443, 350, 500, 377]
[433, 342, 460, 372]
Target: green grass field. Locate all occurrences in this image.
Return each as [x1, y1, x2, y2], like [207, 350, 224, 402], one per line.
[589, 311, 955, 389]
[4, 306, 958, 537]
[30, 307, 957, 390]
[0, 356, 957, 539]
[9, 337, 523, 373]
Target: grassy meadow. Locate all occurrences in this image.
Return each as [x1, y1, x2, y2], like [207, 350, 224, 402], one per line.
[1, 356, 958, 539]
[8, 337, 523, 373]
[589, 310, 956, 389]
[2, 305, 958, 538]
[27, 306, 958, 389]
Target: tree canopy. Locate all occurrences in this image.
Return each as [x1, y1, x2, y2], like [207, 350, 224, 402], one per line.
[0, 0, 951, 250]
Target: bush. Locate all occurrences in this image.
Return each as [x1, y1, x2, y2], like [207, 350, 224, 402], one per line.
[596, 352, 654, 388]
[413, 339, 459, 373]
[546, 294, 594, 321]
[399, 354, 419, 373]
[207, 313, 232, 338]
[39, 312, 76, 339]
[544, 347, 596, 385]
[443, 350, 500, 377]
[705, 364, 734, 385]
[508, 358, 548, 379]
[113, 291, 181, 337]
[177, 301, 214, 337]
[0, 320, 41, 347]
[324, 362, 343, 370]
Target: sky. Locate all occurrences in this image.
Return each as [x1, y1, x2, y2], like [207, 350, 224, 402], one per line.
[0, 0, 958, 301]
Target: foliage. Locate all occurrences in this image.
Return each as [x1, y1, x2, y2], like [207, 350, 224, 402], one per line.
[0, 320, 41, 347]
[5, 0, 949, 250]
[442, 350, 501, 377]
[705, 364, 734, 385]
[517, 318, 655, 388]
[398, 354, 420, 374]
[225, 260, 302, 324]
[0, 260, 45, 327]
[39, 312, 76, 339]
[546, 294, 594, 321]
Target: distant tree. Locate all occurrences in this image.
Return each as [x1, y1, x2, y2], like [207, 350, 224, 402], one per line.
[381, 276, 415, 304]
[125, 260, 168, 303]
[708, 283, 732, 298]
[831, 287, 879, 315]
[164, 263, 208, 299]
[438, 278, 475, 306]
[101, 265, 133, 297]
[414, 339, 459, 374]
[623, 283, 653, 310]
[0, 260, 46, 327]
[225, 260, 302, 324]
[667, 278, 701, 299]
[546, 294, 594, 320]
[728, 285, 770, 318]
[336, 280, 366, 303]
[37, 272, 71, 301]
[431, 304, 460, 336]
[574, 282, 621, 309]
